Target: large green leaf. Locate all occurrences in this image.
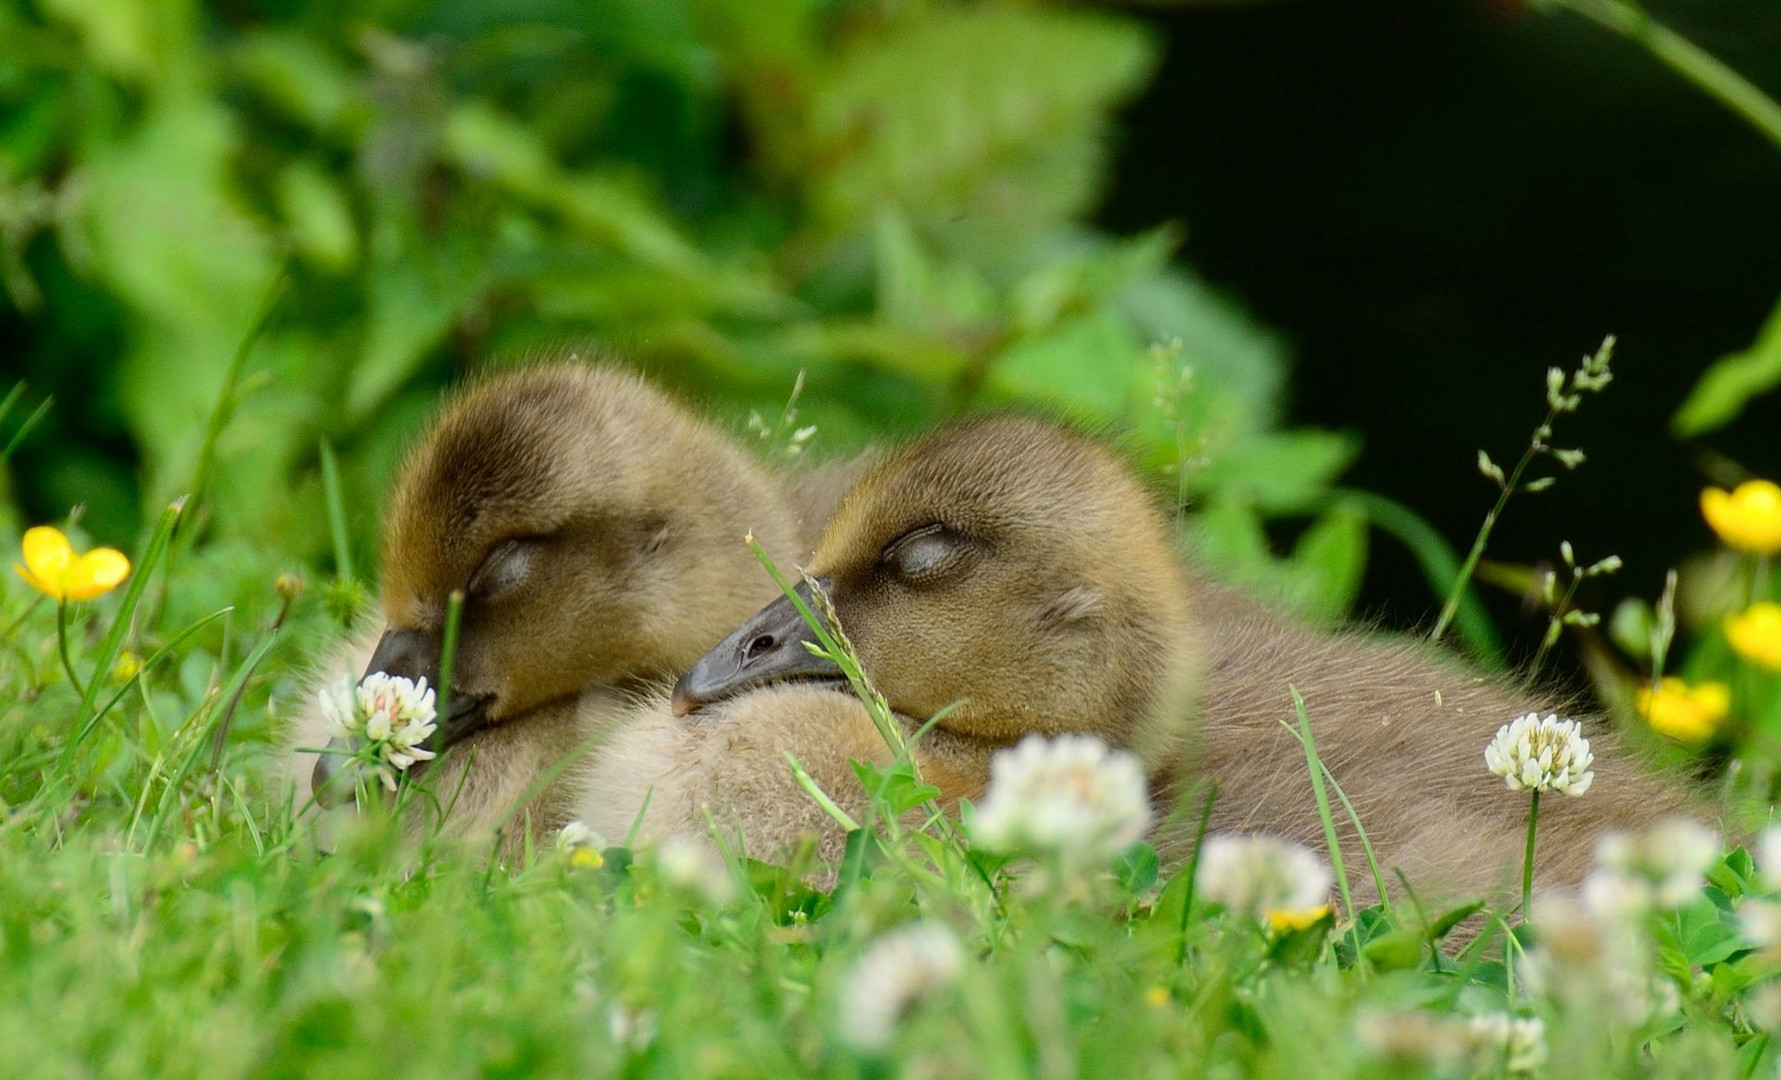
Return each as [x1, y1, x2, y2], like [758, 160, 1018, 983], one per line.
[807, 6, 1158, 238]
[1672, 292, 1781, 436]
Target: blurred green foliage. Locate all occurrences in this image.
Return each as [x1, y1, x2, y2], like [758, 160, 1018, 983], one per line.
[2, 0, 1406, 631]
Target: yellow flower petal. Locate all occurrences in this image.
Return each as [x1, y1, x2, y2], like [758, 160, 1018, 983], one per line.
[1702, 480, 1781, 555]
[64, 548, 129, 601]
[1265, 904, 1330, 933]
[1638, 677, 1730, 743]
[1727, 602, 1781, 672]
[15, 527, 130, 601]
[19, 526, 73, 599]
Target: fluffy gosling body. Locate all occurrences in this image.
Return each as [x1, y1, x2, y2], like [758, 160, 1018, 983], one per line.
[285, 361, 844, 848]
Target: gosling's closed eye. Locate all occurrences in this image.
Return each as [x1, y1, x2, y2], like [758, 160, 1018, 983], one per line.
[469, 538, 541, 599]
[883, 524, 967, 578]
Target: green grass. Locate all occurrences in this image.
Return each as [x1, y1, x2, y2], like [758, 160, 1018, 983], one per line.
[0, 512, 1775, 1080]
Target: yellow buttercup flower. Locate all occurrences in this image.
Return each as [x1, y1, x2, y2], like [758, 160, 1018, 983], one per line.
[1265, 905, 1330, 933]
[1701, 480, 1781, 555]
[1727, 603, 1781, 671]
[1637, 677, 1730, 743]
[14, 526, 130, 602]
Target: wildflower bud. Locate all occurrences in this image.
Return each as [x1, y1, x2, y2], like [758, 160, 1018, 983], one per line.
[1559, 541, 1575, 568]
[1545, 367, 1566, 410]
[1523, 477, 1556, 493]
[275, 572, 306, 603]
[1562, 610, 1600, 628]
[1584, 555, 1622, 577]
[110, 651, 142, 683]
[556, 820, 606, 869]
[1476, 450, 1504, 486]
[1552, 447, 1586, 470]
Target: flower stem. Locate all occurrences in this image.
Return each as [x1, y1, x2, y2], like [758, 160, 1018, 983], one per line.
[55, 600, 87, 700]
[1431, 406, 1560, 644]
[1527, 573, 1584, 681]
[1521, 790, 1541, 923]
[1538, 0, 1781, 156]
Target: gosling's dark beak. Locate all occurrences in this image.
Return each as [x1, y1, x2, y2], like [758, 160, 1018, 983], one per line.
[309, 626, 492, 805]
[671, 578, 844, 717]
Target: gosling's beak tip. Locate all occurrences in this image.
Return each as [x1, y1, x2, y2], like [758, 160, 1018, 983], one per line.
[670, 682, 700, 718]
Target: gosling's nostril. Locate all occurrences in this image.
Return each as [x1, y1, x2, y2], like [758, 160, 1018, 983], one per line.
[744, 633, 776, 662]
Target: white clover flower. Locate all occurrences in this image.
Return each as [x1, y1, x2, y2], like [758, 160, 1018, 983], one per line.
[1353, 1011, 1468, 1068]
[1195, 834, 1332, 925]
[557, 820, 606, 869]
[654, 836, 735, 906]
[969, 733, 1151, 863]
[1519, 900, 1675, 1028]
[1591, 817, 1720, 913]
[1757, 824, 1781, 893]
[606, 1004, 658, 1053]
[836, 922, 964, 1054]
[1464, 1013, 1547, 1074]
[1484, 712, 1594, 796]
[1741, 898, 1781, 954]
[318, 672, 438, 791]
[1745, 982, 1781, 1035]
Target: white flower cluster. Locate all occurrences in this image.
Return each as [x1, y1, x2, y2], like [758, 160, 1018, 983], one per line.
[1465, 1013, 1548, 1074]
[318, 672, 438, 791]
[1484, 712, 1594, 796]
[1586, 817, 1720, 917]
[1517, 897, 1679, 1028]
[1195, 834, 1332, 925]
[654, 836, 735, 907]
[969, 733, 1151, 863]
[1355, 1011, 1546, 1074]
[836, 922, 964, 1054]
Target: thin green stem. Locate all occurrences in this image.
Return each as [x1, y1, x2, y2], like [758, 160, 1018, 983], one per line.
[1522, 790, 1541, 924]
[1528, 572, 1584, 681]
[55, 600, 87, 699]
[1431, 408, 1558, 643]
[1291, 687, 1356, 942]
[320, 439, 355, 585]
[1541, 0, 1781, 156]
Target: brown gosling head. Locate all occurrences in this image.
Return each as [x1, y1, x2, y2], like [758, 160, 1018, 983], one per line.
[319, 362, 800, 795]
[672, 416, 1200, 763]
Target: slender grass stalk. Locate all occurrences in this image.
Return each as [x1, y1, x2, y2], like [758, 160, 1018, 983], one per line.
[0, 394, 53, 464]
[207, 588, 298, 771]
[75, 608, 231, 752]
[1432, 338, 1614, 643]
[1291, 686, 1355, 936]
[320, 439, 355, 584]
[1539, 0, 1781, 156]
[786, 751, 862, 831]
[1176, 781, 1219, 968]
[1528, 573, 1584, 681]
[1521, 790, 1541, 923]
[1650, 568, 1679, 692]
[1277, 713, 1392, 917]
[62, 498, 186, 771]
[1333, 489, 1501, 664]
[185, 264, 288, 528]
[485, 729, 612, 837]
[0, 381, 25, 431]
